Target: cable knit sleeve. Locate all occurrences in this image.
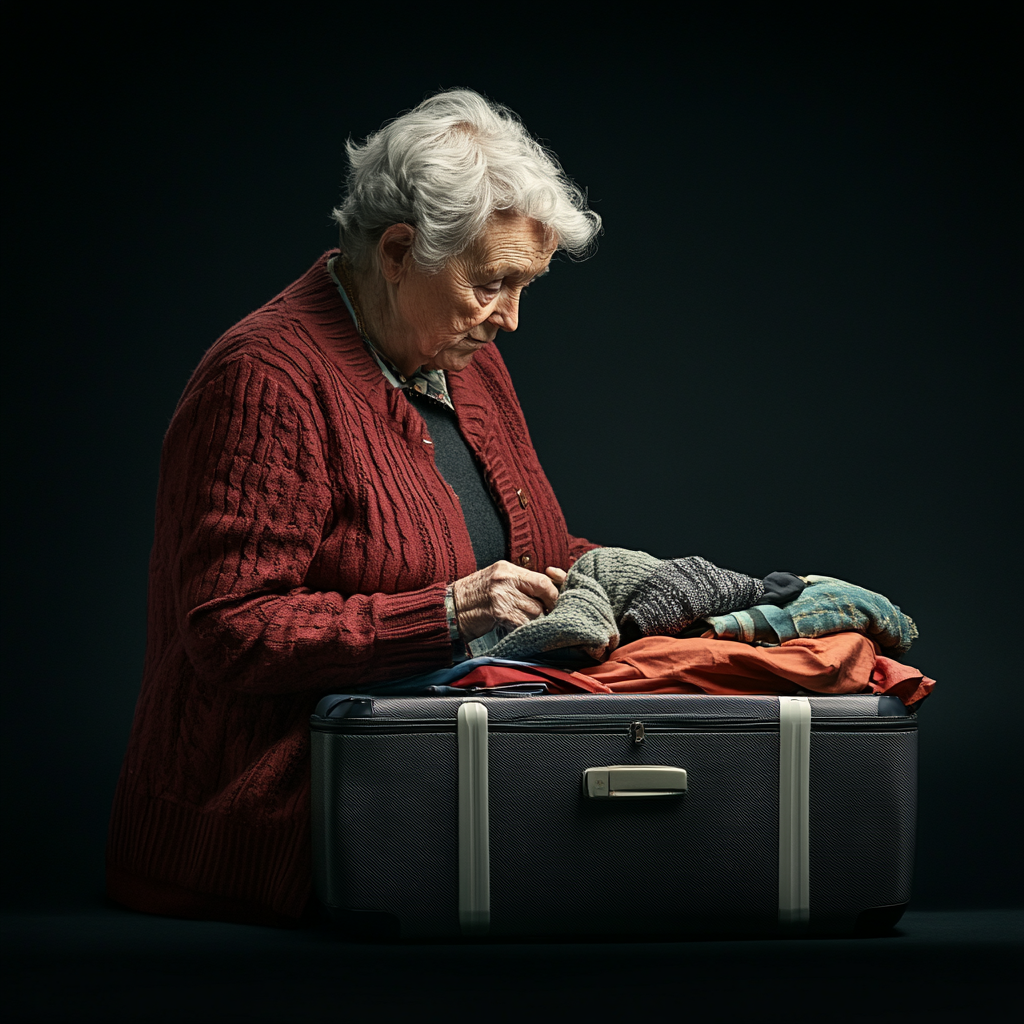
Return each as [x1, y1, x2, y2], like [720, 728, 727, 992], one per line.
[161, 357, 451, 694]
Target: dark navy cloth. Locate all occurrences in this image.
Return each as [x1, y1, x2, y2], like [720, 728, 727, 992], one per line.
[407, 390, 508, 571]
[759, 571, 806, 606]
[353, 656, 556, 694]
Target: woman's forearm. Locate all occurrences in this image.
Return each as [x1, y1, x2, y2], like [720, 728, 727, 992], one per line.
[181, 582, 453, 693]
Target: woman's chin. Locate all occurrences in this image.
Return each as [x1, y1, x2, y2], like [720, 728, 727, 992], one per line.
[426, 344, 485, 373]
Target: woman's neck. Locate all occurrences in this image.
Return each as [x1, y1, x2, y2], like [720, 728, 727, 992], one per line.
[345, 261, 415, 374]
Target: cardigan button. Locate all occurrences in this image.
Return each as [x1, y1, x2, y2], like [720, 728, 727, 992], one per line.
[518, 552, 533, 567]
[516, 487, 530, 510]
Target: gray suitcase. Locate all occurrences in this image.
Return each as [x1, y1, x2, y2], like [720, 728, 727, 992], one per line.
[310, 691, 916, 939]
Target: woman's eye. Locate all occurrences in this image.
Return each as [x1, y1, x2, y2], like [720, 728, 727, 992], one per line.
[478, 281, 502, 299]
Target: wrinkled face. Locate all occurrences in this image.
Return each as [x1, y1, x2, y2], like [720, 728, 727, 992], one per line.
[387, 211, 557, 376]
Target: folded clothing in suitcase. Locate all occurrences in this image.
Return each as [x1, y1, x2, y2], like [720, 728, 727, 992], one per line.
[310, 692, 916, 939]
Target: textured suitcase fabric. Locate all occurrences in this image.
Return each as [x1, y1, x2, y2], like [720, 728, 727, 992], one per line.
[310, 693, 916, 939]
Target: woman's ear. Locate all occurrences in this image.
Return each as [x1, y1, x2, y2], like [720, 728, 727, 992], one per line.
[377, 224, 417, 284]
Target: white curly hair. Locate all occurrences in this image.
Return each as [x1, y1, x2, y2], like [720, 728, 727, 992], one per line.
[332, 89, 602, 273]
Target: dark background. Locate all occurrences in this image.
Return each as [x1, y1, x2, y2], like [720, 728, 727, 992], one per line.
[4, 6, 1021, 917]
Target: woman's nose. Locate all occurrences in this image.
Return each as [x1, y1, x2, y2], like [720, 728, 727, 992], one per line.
[487, 292, 520, 332]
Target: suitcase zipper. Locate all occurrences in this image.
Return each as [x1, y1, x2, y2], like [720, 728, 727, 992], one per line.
[312, 715, 916, 735]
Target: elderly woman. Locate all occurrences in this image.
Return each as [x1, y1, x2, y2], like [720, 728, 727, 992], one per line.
[106, 90, 603, 926]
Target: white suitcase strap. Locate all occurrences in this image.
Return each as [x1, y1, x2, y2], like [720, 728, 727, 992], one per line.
[778, 695, 811, 927]
[457, 696, 813, 935]
[458, 702, 490, 935]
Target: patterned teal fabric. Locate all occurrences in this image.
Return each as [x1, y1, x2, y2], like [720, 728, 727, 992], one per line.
[706, 575, 918, 656]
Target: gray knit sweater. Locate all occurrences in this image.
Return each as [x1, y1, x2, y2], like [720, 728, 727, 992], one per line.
[489, 548, 768, 662]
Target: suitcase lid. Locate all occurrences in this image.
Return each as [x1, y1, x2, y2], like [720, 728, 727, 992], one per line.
[311, 691, 912, 727]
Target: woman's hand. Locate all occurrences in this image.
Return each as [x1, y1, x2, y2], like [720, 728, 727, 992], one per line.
[452, 561, 567, 641]
[545, 566, 567, 587]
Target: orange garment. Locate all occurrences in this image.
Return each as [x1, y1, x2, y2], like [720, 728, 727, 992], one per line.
[576, 633, 934, 707]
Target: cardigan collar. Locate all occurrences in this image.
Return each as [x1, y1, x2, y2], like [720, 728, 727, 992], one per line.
[283, 250, 536, 569]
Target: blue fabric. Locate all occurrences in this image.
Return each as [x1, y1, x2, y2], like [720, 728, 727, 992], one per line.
[756, 602, 801, 642]
[351, 656, 558, 695]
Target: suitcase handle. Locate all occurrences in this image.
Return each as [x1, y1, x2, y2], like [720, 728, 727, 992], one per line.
[583, 765, 688, 799]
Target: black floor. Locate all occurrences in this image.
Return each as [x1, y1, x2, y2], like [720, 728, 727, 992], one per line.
[3, 906, 1021, 1023]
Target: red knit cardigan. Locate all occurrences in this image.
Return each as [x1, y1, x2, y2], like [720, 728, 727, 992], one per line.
[107, 252, 596, 925]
